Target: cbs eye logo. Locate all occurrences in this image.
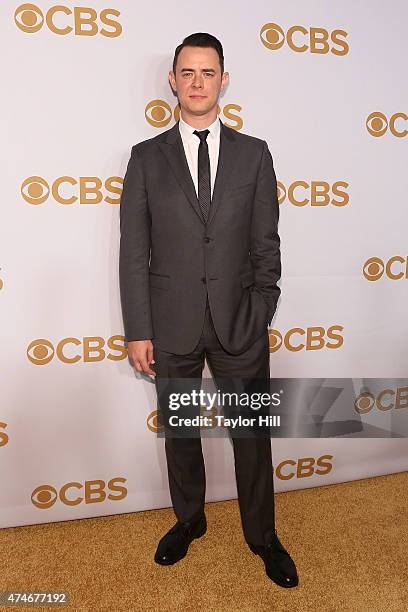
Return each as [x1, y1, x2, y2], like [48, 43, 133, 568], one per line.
[363, 256, 408, 281]
[31, 478, 127, 509]
[0, 422, 9, 448]
[354, 387, 408, 414]
[268, 326, 344, 353]
[21, 176, 122, 205]
[147, 410, 164, 433]
[277, 181, 349, 207]
[145, 100, 243, 130]
[260, 22, 348, 55]
[14, 3, 122, 37]
[27, 336, 127, 365]
[366, 112, 407, 138]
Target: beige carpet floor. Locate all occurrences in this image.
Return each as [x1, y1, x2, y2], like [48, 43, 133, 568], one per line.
[1, 471, 407, 611]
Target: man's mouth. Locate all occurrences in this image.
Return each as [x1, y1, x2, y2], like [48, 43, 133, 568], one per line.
[189, 95, 207, 99]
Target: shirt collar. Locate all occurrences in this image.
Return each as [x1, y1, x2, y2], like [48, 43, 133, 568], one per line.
[178, 112, 221, 142]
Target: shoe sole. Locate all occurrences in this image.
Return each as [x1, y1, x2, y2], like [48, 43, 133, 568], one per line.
[154, 523, 207, 566]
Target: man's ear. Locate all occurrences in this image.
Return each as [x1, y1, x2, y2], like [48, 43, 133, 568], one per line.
[221, 71, 230, 93]
[168, 70, 176, 94]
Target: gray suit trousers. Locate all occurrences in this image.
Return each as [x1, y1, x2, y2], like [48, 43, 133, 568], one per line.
[152, 295, 276, 546]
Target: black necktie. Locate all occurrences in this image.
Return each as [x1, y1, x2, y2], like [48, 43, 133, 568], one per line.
[193, 129, 211, 223]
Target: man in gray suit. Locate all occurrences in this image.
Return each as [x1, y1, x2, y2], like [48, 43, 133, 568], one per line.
[119, 32, 298, 588]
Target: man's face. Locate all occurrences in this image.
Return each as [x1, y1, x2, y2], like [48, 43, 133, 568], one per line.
[169, 45, 229, 118]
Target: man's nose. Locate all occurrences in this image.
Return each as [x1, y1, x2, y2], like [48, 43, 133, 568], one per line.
[192, 75, 203, 88]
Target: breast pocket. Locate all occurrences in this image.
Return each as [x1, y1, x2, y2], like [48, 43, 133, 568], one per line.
[225, 181, 256, 197]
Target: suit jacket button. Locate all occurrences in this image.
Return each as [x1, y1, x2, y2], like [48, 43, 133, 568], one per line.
[204, 237, 210, 243]
[201, 277, 206, 284]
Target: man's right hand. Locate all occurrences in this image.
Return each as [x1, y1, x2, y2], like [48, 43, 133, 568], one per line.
[127, 340, 156, 378]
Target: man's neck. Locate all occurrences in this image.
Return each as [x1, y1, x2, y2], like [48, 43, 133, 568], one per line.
[180, 110, 218, 130]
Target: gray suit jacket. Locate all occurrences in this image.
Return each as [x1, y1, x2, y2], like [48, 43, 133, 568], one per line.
[119, 118, 281, 355]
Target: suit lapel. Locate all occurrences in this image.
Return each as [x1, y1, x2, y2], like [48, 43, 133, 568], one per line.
[158, 121, 203, 223]
[207, 120, 236, 227]
[158, 118, 238, 227]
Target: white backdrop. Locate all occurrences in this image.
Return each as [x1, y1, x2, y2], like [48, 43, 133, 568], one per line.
[1, 0, 407, 528]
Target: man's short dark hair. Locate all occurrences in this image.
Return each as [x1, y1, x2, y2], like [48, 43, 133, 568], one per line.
[173, 32, 224, 74]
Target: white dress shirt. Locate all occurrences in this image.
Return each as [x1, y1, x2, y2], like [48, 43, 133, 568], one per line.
[178, 112, 221, 198]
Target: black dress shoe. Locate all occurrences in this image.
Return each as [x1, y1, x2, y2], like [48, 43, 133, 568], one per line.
[154, 515, 207, 565]
[249, 530, 299, 588]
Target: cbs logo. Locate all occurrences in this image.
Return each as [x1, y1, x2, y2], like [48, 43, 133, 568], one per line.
[260, 22, 348, 55]
[21, 176, 122, 205]
[0, 422, 9, 448]
[31, 478, 127, 509]
[268, 326, 343, 353]
[366, 112, 407, 138]
[363, 256, 408, 281]
[14, 3, 122, 37]
[145, 100, 243, 130]
[354, 387, 408, 414]
[273, 455, 333, 480]
[147, 410, 164, 433]
[27, 336, 127, 365]
[277, 181, 349, 207]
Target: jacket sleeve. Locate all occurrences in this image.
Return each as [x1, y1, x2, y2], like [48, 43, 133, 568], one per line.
[250, 140, 282, 324]
[119, 145, 153, 342]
